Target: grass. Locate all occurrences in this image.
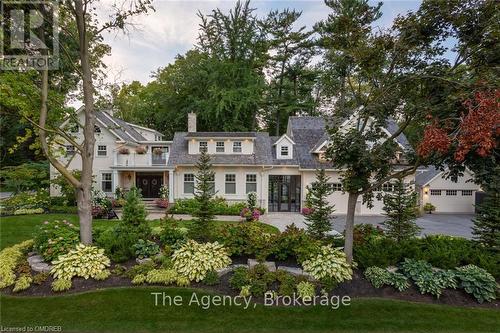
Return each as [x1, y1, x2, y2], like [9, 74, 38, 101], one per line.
[0, 213, 278, 249]
[1, 287, 499, 333]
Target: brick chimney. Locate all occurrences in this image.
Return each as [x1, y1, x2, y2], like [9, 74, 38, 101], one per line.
[188, 112, 197, 132]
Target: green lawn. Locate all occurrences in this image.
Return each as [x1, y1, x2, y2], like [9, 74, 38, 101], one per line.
[0, 213, 278, 249]
[2, 287, 499, 333]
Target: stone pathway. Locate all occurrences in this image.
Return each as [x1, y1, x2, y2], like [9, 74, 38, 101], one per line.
[27, 254, 52, 273]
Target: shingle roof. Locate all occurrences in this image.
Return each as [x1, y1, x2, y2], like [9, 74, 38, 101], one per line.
[95, 111, 147, 142]
[415, 166, 442, 186]
[185, 132, 256, 138]
[167, 132, 272, 166]
[385, 118, 412, 150]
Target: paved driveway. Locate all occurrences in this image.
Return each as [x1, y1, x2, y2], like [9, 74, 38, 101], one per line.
[261, 213, 475, 239]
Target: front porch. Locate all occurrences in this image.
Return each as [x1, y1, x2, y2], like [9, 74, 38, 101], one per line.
[112, 169, 174, 201]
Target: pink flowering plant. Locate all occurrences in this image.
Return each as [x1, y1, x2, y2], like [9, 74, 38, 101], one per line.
[240, 208, 261, 222]
[301, 207, 314, 216]
[33, 220, 80, 262]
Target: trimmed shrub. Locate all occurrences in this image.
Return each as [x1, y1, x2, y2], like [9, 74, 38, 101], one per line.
[96, 222, 150, 263]
[229, 267, 250, 290]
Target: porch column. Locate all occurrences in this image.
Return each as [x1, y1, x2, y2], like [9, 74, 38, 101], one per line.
[112, 170, 119, 192]
[168, 170, 174, 203]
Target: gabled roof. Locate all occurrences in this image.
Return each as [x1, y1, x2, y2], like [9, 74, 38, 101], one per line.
[272, 134, 295, 146]
[185, 132, 256, 139]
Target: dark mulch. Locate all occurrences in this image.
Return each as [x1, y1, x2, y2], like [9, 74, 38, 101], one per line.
[2, 259, 498, 309]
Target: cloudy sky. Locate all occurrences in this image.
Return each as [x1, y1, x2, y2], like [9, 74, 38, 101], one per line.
[100, 0, 421, 85]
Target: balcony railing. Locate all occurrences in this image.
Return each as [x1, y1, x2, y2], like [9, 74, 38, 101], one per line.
[113, 147, 169, 167]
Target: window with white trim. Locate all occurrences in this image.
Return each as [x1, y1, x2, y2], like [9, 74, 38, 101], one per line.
[199, 141, 208, 153]
[246, 174, 257, 193]
[225, 174, 236, 194]
[382, 183, 395, 192]
[233, 141, 242, 153]
[101, 173, 112, 192]
[216, 141, 225, 153]
[446, 190, 457, 196]
[184, 174, 195, 194]
[97, 145, 107, 156]
[94, 125, 101, 133]
[208, 174, 215, 195]
[329, 183, 342, 191]
[430, 189, 441, 196]
[66, 145, 75, 157]
[462, 190, 473, 196]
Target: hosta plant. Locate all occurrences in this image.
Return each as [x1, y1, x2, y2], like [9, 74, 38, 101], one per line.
[132, 274, 146, 285]
[388, 272, 410, 292]
[50, 244, 111, 281]
[455, 265, 497, 303]
[297, 281, 315, 300]
[414, 272, 445, 298]
[51, 279, 72, 292]
[13, 275, 32, 292]
[364, 267, 391, 288]
[172, 240, 231, 282]
[0, 240, 34, 289]
[133, 239, 160, 259]
[399, 258, 433, 281]
[302, 245, 353, 283]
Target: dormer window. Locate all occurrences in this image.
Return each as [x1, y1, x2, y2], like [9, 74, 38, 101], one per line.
[216, 141, 225, 153]
[233, 141, 242, 153]
[281, 146, 289, 156]
[199, 141, 208, 153]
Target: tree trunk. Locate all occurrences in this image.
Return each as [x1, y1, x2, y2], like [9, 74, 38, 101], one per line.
[75, 0, 96, 244]
[344, 192, 359, 263]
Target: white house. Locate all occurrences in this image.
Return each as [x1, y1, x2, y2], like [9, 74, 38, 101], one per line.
[415, 167, 480, 213]
[51, 109, 481, 215]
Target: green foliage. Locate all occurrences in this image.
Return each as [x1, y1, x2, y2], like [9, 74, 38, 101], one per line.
[455, 265, 497, 303]
[0, 240, 34, 289]
[399, 258, 433, 281]
[472, 190, 500, 252]
[126, 262, 156, 279]
[1, 189, 50, 214]
[94, 270, 111, 281]
[14, 208, 45, 215]
[382, 180, 421, 242]
[131, 274, 146, 285]
[250, 279, 267, 296]
[239, 285, 251, 297]
[51, 279, 72, 292]
[400, 259, 456, 298]
[13, 275, 32, 292]
[192, 151, 215, 240]
[246, 192, 258, 211]
[202, 270, 220, 286]
[302, 245, 353, 283]
[364, 267, 391, 288]
[122, 187, 147, 226]
[133, 239, 160, 259]
[423, 203, 436, 214]
[169, 198, 248, 215]
[354, 235, 500, 278]
[0, 162, 49, 193]
[304, 169, 335, 239]
[172, 240, 231, 282]
[50, 244, 111, 281]
[276, 270, 297, 296]
[145, 269, 178, 285]
[159, 218, 189, 248]
[413, 272, 446, 298]
[296, 281, 315, 300]
[33, 220, 79, 262]
[388, 272, 410, 292]
[215, 222, 277, 261]
[48, 206, 78, 214]
[230, 267, 251, 290]
[32, 272, 49, 285]
[51, 171, 81, 206]
[353, 224, 384, 245]
[272, 224, 321, 262]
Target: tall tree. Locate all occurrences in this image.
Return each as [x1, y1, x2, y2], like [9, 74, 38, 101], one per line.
[192, 150, 216, 241]
[304, 169, 335, 239]
[381, 180, 421, 242]
[34, 0, 153, 243]
[472, 180, 500, 252]
[197, 0, 268, 131]
[316, 0, 497, 262]
[264, 9, 316, 135]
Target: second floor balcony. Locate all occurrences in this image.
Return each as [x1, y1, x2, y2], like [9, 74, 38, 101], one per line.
[113, 145, 169, 167]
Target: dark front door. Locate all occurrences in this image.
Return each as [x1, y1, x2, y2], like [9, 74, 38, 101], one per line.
[268, 175, 301, 212]
[136, 173, 163, 198]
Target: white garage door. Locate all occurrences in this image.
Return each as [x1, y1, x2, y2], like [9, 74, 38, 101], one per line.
[428, 189, 475, 213]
